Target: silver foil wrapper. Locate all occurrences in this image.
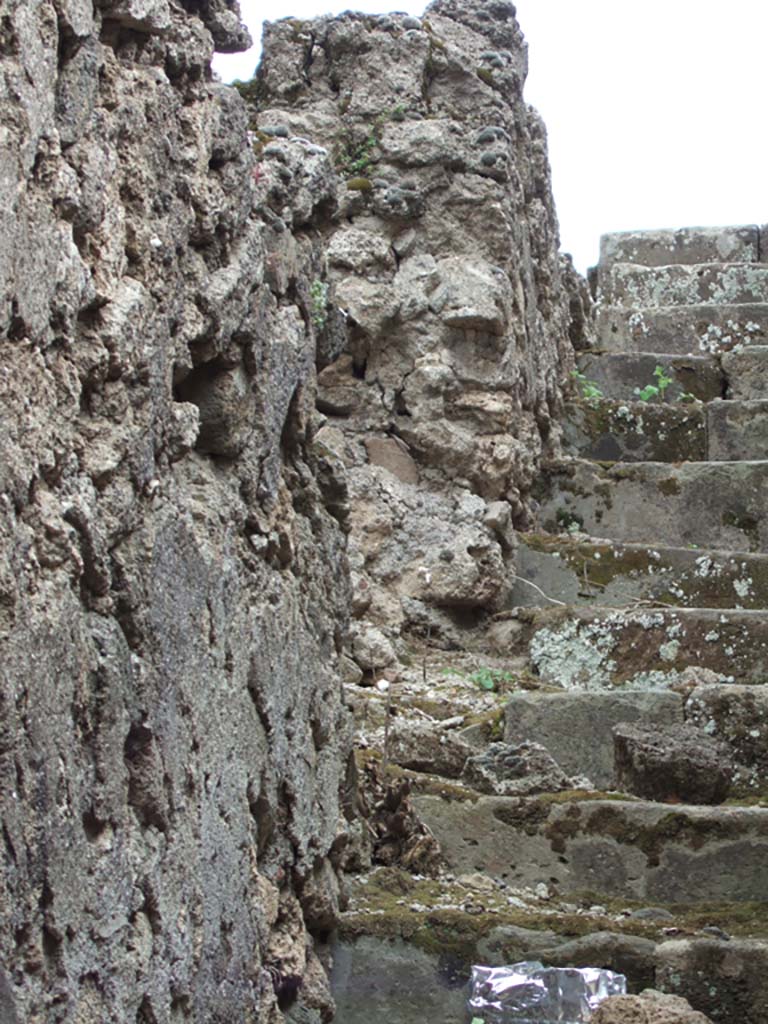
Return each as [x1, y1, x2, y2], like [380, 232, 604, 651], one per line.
[468, 961, 627, 1023]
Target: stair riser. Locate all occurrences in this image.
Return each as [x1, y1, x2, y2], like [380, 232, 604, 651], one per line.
[516, 608, 768, 689]
[565, 400, 768, 463]
[536, 460, 768, 552]
[597, 304, 768, 356]
[514, 538, 768, 611]
[577, 352, 724, 403]
[603, 263, 768, 308]
[723, 346, 768, 400]
[599, 226, 761, 276]
[563, 401, 705, 463]
[414, 795, 768, 903]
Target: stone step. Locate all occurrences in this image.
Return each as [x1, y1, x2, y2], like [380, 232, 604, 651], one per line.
[513, 534, 768, 611]
[562, 399, 705, 463]
[413, 792, 768, 903]
[576, 351, 724, 403]
[596, 303, 768, 355]
[504, 683, 768, 795]
[564, 398, 768, 463]
[534, 457, 768, 552]
[509, 605, 768, 689]
[333, 885, 768, 1024]
[601, 262, 768, 309]
[708, 400, 768, 460]
[504, 688, 684, 790]
[722, 345, 768, 400]
[599, 225, 762, 277]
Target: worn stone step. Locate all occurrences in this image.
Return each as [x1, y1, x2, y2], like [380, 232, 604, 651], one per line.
[722, 345, 768, 400]
[413, 792, 768, 902]
[563, 399, 705, 463]
[707, 400, 768, 460]
[508, 605, 768, 689]
[564, 399, 768, 463]
[596, 303, 768, 355]
[504, 683, 768, 796]
[333, 882, 768, 1024]
[505, 689, 684, 790]
[602, 262, 768, 309]
[534, 457, 768, 552]
[513, 534, 768, 611]
[576, 351, 724, 403]
[599, 225, 762, 277]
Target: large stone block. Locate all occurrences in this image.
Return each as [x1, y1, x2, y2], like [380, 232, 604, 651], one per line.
[536, 457, 768, 552]
[576, 352, 724, 404]
[413, 795, 768, 902]
[706, 400, 768, 460]
[505, 690, 683, 788]
[722, 345, 768, 400]
[599, 226, 760, 274]
[513, 535, 768, 611]
[613, 723, 733, 805]
[596, 303, 768, 356]
[602, 262, 768, 308]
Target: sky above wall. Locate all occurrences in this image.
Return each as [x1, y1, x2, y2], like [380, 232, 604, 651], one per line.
[214, 0, 768, 272]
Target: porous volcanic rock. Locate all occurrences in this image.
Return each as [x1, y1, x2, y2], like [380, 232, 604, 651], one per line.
[0, 1, 351, 1020]
[461, 740, 575, 795]
[592, 990, 713, 1023]
[251, 0, 590, 661]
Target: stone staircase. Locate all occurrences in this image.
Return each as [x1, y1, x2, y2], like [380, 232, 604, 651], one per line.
[411, 226, 768, 1022]
[332, 228, 768, 1024]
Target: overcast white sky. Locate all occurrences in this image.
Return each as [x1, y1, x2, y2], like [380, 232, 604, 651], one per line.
[214, 1, 768, 272]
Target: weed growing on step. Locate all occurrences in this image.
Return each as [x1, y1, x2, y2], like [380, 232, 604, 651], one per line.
[441, 666, 515, 692]
[634, 364, 673, 402]
[571, 370, 604, 406]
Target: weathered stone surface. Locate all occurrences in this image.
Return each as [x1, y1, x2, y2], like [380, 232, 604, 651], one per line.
[461, 740, 574, 795]
[0, 1, 350, 1021]
[563, 399, 705, 463]
[388, 720, 475, 778]
[722, 345, 768, 400]
[329, 936, 471, 1024]
[251, 0, 589, 665]
[613, 723, 733, 805]
[593, 990, 713, 1024]
[655, 938, 768, 1024]
[536, 457, 768, 552]
[596, 303, 768, 356]
[513, 536, 768, 611]
[599, 226, 761, 275]
[518, 606, 768, 688]
[603, 262, 768, 308]
[413, 795, 768, 901]
[706, 400, 768, 461]
[576, 352, 724, 404]
[684, 683, 768, 790]
[505, 691, 683, 789]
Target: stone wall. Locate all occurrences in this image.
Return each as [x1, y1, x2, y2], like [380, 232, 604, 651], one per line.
[0, 0, 585, 1020]
[254, 0, 589, 670]
[0, 2, 350, 1022]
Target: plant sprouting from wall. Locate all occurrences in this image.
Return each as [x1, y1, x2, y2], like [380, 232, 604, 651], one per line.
[310, 279, 329, 330]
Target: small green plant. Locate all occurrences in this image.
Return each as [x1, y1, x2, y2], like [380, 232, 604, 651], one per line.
[634, 364, 673, 402]
[336, 106, 407, 176]
[556, 507, 584, 534]
[571, 370, 604, 406]
[310, 279, 329, 330]
[441, 666, 515, 692]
